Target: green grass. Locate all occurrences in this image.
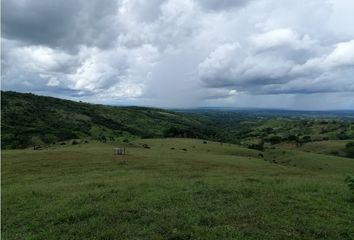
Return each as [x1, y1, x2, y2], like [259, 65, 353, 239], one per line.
[277, 140, 351, 157]
[2, 138, 354, 239]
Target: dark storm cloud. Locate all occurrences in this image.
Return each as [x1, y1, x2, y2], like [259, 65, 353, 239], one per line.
[2, 0, 119, 50]
[197, 0, 251, 11]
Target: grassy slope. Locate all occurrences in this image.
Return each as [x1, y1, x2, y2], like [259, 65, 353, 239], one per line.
[2, 138, 354, 240]
[277, 140, 350, 156]
[1, 91, 210, 149]
[189, 110, 354, 146]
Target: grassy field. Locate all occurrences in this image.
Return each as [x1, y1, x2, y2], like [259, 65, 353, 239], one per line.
[277, 140, 351, 157]
[2, 138, 354, 239]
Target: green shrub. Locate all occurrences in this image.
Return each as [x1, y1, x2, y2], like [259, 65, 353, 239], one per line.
[42, 134, 58, 144]
[302, 135, 312, 143]
[287, 135, 298, 142]
[345, 175, 354, 193]
[345, 142, 354, 158]
[248, 140, 264, 151]
[268, 136, 282, 145]
[338, 132, 349, 140]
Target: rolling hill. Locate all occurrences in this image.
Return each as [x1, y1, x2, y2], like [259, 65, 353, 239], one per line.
[2, 92, 354, 239]
[2, 91, 354, 154]
[1, 91, 214, 149]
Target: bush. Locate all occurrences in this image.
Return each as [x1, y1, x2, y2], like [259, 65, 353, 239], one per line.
[268, 136, 282, 145]
[302, 135, 312, 143]
[163, 126, 208, 139]
[42, 134, 58, 144]
[248, 140, 264, 151]
[57, 130, 77, 141]
[287, 135, 298, 142]
[345, 142, 354, 158]
[337, 132, 349, 140]
[99, 135, 107, 143]
[30, 136, 44, 146]
[345, 175, 354, 193]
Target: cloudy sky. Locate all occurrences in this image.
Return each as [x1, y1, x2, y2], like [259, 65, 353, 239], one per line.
[2, 0, 354, 109]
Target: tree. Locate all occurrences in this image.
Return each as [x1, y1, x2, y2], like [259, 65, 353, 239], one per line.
[30, 136, 44, 146]
[345, 175, 354, 193]
[345, 142, 354, 158]
[287, 135, 298, 142]
[302, 135, 312, 143]
[42, 134, 58, 144]
[268, 136, 282, 145]
[248, 139, 264, 151]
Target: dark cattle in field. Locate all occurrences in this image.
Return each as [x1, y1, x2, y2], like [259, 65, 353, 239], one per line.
[142, 144, 150, 149]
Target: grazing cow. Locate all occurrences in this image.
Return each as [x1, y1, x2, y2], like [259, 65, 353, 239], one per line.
[33, 145, 41, 150]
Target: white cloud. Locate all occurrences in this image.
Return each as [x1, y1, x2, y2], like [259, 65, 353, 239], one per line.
[324, 39, 354, 68]
[6, 45, 74, 74]
[250, 28, 315, 52]
[291, 39, 354, 75]
[2, 0, 354, 109]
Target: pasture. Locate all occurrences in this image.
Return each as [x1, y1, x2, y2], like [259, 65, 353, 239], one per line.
[2, 138, 354, 239]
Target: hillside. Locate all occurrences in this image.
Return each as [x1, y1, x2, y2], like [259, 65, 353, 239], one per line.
[2, 92, 354, 239]
[185, 110, 354, 143]
[1, 91, 213, 149]
[2, 91, 354, 154]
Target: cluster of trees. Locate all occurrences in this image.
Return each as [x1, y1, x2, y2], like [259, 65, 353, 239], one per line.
[264, 135, 312, 146]
[163, 126, 215, 140]
[248, 134, 314, 151]
[345, 142, 354, 158]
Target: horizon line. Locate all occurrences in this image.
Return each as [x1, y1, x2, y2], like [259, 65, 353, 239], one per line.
[2, 90, 354, 112]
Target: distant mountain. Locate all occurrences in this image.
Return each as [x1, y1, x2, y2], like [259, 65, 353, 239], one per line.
[1, 91, 214, 149]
